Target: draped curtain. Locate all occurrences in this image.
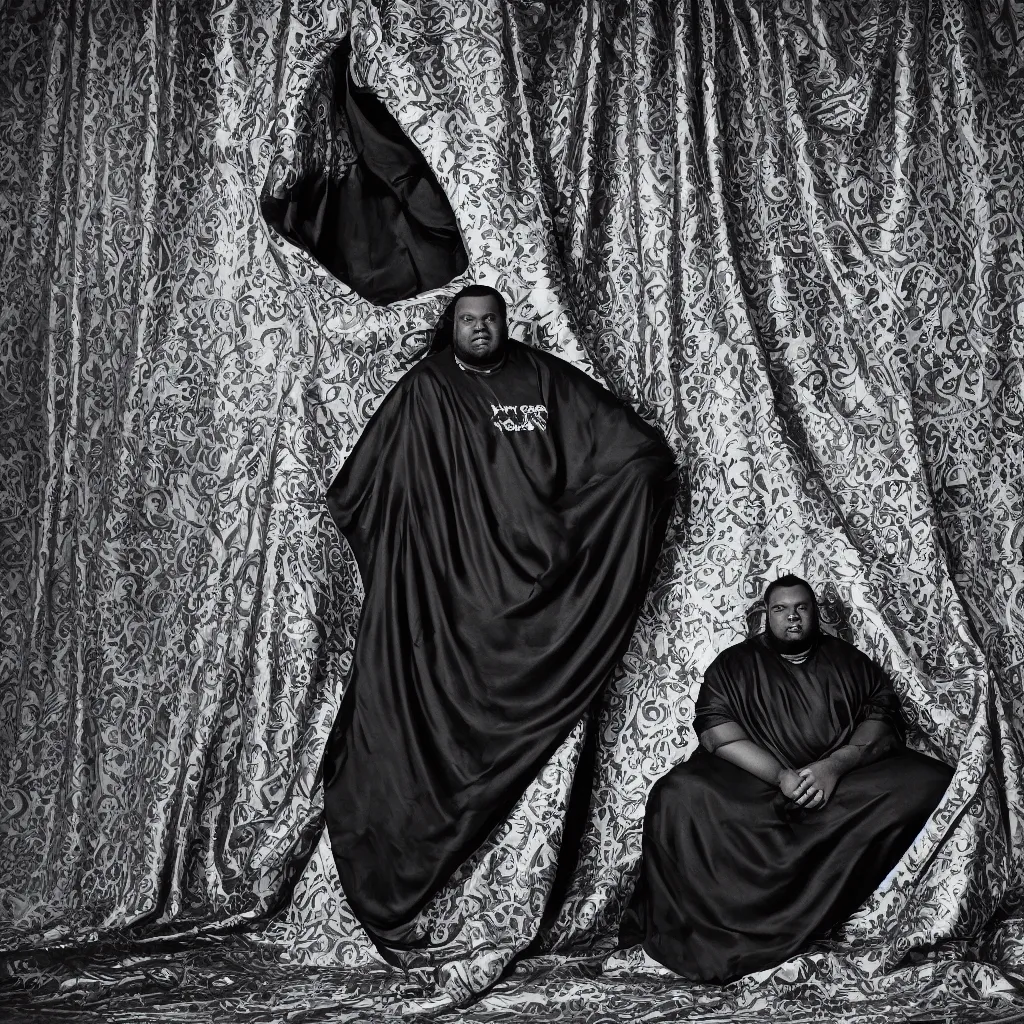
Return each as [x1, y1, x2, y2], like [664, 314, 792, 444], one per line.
[2, 0, 1023, 1020]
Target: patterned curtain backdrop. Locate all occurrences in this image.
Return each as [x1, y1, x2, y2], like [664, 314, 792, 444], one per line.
[2, 0, 1023, 1020]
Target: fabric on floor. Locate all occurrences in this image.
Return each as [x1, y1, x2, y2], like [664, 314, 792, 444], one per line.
[623, 746, 954, 982]
[2, 0, 1023, 1020]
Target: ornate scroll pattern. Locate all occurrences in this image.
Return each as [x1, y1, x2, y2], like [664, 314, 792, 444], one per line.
[1, 0, 1022, 1019]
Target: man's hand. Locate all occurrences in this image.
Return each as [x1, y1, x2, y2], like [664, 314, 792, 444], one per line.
[777, 768, 805, 801]
[791, 759, 841, 808]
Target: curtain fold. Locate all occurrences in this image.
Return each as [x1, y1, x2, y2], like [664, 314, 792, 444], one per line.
[2, 0, 1023, 1020]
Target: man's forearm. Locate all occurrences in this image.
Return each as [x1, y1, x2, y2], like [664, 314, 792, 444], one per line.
[713, 740, 786, 786]
[824, 721, 901, 777]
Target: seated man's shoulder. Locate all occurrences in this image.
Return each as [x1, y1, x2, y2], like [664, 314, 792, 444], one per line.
[706, 636, 762, 675]
[818, 632, 888, 677]
[818, 631, 872, 662]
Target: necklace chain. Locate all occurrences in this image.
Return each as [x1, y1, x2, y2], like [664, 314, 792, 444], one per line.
[454, 350, 508, 375]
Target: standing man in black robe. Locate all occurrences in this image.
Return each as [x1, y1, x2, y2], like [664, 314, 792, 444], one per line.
[620, 574, 953, 982]
[323, 285, 677, 951]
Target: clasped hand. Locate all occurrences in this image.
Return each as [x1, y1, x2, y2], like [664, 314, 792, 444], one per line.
[778, 760, 840, 809]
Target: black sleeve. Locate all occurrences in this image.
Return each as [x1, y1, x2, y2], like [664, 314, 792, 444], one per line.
[692, 658, 741, 737]
[854, 659, 907, 743]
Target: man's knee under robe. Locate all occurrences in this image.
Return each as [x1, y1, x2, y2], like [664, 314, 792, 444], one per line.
[323, 341, 677, 947]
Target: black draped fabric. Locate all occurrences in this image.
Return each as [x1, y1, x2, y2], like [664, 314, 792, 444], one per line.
[323, 341, 676, 945]
[620, 634, 954, 983]
[261, 41, 468, 305]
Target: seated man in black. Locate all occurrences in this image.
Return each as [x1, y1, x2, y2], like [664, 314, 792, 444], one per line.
[620, 574, 953, 983]
[322, 285, 676, 952]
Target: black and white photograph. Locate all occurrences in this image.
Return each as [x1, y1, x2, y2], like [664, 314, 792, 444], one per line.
[2, 1, 1023, 1021]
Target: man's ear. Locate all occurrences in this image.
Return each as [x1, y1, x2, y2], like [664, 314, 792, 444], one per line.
[745, 602, 766, 638]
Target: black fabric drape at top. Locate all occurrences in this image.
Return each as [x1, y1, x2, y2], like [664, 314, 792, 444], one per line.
[323, 341, 676, 945]
[261, 40, 468, 305]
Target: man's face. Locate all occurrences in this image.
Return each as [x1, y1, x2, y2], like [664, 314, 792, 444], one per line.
[453, 295, 507, 365]
[766, 585, 816, 645]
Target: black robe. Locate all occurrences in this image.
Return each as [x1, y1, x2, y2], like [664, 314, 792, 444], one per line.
[323, 341, 676, 947]
[619, 633, 953, 983]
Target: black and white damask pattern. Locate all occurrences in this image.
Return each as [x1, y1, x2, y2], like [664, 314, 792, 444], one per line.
[1, 0, 1023, 1020]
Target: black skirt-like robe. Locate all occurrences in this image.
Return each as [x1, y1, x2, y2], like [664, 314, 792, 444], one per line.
[619, 633, 953, 982]
[323, 342, 676, 947]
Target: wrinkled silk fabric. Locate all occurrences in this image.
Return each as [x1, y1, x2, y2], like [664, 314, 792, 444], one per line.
[323, 342, 675, 944]
[621, 635, 954, 980]
[3, 0, 1024, 1020]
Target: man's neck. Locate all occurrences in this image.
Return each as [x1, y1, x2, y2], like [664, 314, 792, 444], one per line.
[778, 647, 812, 664]
[454, 347, 509, 375]
[761, 628, 819, 660]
